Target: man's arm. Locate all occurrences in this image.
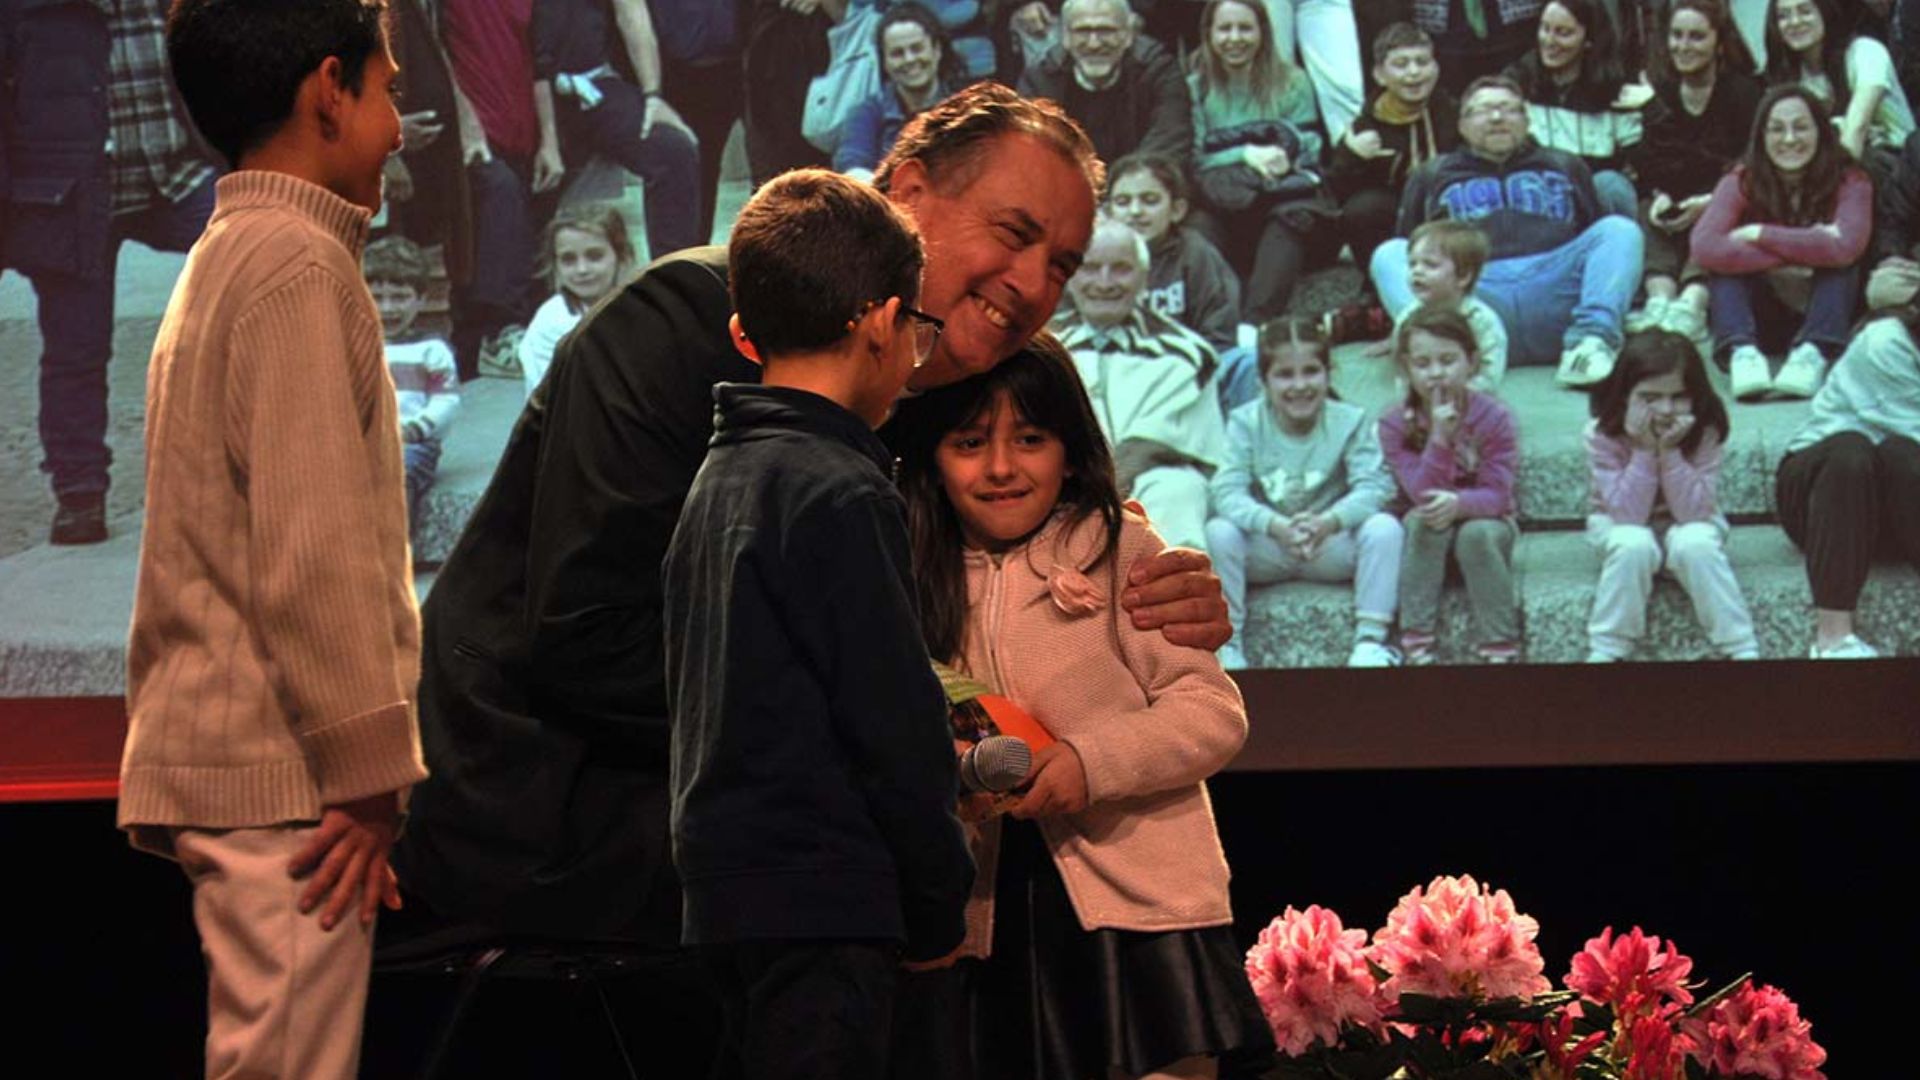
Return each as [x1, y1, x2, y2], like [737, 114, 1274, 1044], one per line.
[611, 0, 694, 140]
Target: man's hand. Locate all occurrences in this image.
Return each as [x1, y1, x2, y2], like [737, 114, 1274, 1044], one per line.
[400, 109, 444, 150]
[1121, 545, 1230, 649]
[288, 792, 403, 931]
[1008, 743, 1088, 820]
[532, 142, 566, 193]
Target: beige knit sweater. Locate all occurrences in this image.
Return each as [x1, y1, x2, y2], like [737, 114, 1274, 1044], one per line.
[955, 511, 1247, 956]
[118, 171, 426, 855]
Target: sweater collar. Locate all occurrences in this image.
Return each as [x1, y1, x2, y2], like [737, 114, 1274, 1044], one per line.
[210, 171, 373, 258]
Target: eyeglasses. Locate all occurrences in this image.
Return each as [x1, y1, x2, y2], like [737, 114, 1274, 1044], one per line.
[1067, 24, 1127, 44]
[849, 300, 945, 367]
[1464, 102, 1522, 119]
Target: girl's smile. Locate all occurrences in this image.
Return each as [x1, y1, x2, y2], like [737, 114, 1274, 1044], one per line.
[936, 391, 1069, 551]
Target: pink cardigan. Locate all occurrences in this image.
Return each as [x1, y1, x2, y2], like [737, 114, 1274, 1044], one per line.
[1585, 421, 1724, 525]
[953, 511, 1247, 955]
[1690, 166, 1873, 275]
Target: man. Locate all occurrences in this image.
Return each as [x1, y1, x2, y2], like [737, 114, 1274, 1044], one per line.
[1017, 0, 1192, 168]
[1055, 217, 1228, 553]
[2, 0, 220, 545]
[1372, 74, 1641, 387]
[388, 85, 1228, 1057]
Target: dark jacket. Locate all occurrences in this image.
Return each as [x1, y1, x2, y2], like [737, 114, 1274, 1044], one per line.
[1878, 131, 1920, 265]
[1395, 139, 1603, 261]
[1326, 91, 1459, 200]
[1633, 70, 1762, 201]
[664, 384, 973, 959]
[1, 0, 112, 279]
[393, 247, 755, 942]
[1017, 36, 1192, 166]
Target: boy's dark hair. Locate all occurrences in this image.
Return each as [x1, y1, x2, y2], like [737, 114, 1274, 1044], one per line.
[1371, 21, 1434, 66]
[1409, 220, 1491, 291]
[167, 0, 389, 169]
[888, 333, 1122, 664]
[1256, 316, 1333, 380]
[728, 169, 925, 358]
[363, 234, 433, 290]
[1107, 151, 1190, 208]
[875, 81, 1104, 199]
[1590, 329, 1728, 458]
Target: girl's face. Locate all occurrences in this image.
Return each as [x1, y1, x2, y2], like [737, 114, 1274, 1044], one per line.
[555, 225, 620, 306]
[1774, 0, 1823, 55]
[1262, 346, 1330, 434]
[883, 22, 939, 94]
[1209, 1, 1262, 71]
[1667, 9, 1719, 77]
[1108, 170, 1183, 245]
[935, 391, 1070, 551]
[1630, 368, 1692, 425]
[1537, 2, 1588, 73]
[1400, 329, 1477, 405]
[1764, 96, 1819, 174]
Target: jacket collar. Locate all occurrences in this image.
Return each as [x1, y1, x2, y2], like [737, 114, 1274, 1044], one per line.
[711, 383, 893, 475]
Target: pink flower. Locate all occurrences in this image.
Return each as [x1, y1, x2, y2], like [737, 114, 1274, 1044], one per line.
[1566, 926, 1696, 1018]
[1682, 982, 1827, 1080]
[1623, 1014, 1686, 1080]
[1370, 874, 1551, 1001]
[1244, 905, 1387, 1057]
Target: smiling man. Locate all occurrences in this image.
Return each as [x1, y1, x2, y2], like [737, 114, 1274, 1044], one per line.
[1016, 0, 1193, 168]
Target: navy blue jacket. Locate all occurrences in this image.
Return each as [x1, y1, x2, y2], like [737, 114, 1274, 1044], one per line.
[664, 383, 973, 960]
[1394, 138, 1603, 261]
[1, 0, 112, 279]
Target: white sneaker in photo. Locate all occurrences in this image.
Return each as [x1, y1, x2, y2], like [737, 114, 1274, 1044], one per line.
[1627, 295, 1671, 332]
[1556, 336, 1617, 388]
[1772, 342, 1827, 399]
[1347, 640, 1402, 667]
[1809, 634, 1878, 660]
[1728, 344, 1772, 401]
[1659, 299, 1708, 345]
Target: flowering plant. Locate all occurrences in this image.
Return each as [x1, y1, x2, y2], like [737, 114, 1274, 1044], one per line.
[1244, 875, 1828, 1080]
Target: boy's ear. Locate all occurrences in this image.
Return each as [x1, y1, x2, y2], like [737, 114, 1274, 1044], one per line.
[308, 55, 352, 140]
[859, 296, 904, 363]
[728, 313, 765, 366]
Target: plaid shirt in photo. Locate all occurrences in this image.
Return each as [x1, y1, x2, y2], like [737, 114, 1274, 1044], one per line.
[107, 0, 217, 215]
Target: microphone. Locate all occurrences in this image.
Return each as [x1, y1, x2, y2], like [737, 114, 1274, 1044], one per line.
[958, 735, 1032, 794]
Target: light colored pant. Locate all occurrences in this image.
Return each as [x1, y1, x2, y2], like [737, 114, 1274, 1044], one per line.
[1586, 517, 1759, 659]
[173, 824, 377, 1080]
[1262, 0, 1364, 142]
[1205, 511, 1404, 643]
[1400, 516, 1518, 646]
[1133, 465, 1213, 551]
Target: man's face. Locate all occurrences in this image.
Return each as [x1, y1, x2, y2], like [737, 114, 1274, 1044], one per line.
[335, 41, 404, 213]
[1459, 86, 1528, 160]
[1065, 224, 1145, 330]
[890, 135, 1096, 389]
[1064, 0, 1133, 84]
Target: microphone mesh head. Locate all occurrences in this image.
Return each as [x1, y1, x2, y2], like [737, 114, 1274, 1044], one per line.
[965, 735, 1033, 794]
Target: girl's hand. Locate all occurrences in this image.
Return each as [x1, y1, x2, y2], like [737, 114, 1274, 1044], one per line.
[1245, 144, 1292, 179]
[1655, 412, 1695, 452]
[1291, 513, 1338, 561]
[1413, 490, 1460, 530]
[1428, 387, 1462, 445]
[1730, 223, 1764, 245]
[1624, 396, 1655, 447]
[1009, 743, 1089, 820]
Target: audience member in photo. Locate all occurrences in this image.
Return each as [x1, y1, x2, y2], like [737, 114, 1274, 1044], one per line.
[1261, 0, 1368, 142]
[1399, 0, 1546, 96]
[1187, 0, 1336, 323]
[837, 4, 970, 181]
[1504, 0, 1648, 219]
[518, 204, 637, 398]
[1584, 330, 1757, 663]
[1774, 303, 1920, 660]
[382, 0, 472, 304]
[1326, 21, 1458, 299]
[366, 237, 462, 536]
[1390, 220, 1509, 390]
[742, 0, 834, 185]
[1017, 0, 1194, 167]
[898, 0, 998, 79]
[1690, 85, 1870, 401]
[1376, 75, 1640, 388]
[1380, 307, 1520, 666]
[532, 0, 703, 260]
[649, 0, 740, 244]
[1872, 133, 1920, 275]
[1631, 0, 1763, 348]
[1054, 219, 1228, 552]
[1205, 318, 1403, 670]
[439, 0, 564, 378]
[1763, 0, 1915, 163]
[3, 0, 219, 545]
[1105, 153, 1255, 406]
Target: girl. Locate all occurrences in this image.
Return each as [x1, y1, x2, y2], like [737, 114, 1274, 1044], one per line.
[1187, 0, 1333, 323]
[1585, 329, 1759, 661]
[835, 5, 970, 180]
[1776, 303, 1920, 658]
[1379, 306, 1521, 665]
[518, 203, 636, 398]
[1504, 0, 1647, 219]
[1204, 318, 1404, 670]
[1691, 84, 1871, 401]
[1633, 0, 1763, 344]
[892, 340, 1270, 1079]
[1763, 0, 1915, 161]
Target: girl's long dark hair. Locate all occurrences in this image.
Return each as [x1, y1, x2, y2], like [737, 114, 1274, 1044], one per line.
[1763, 0, 1851, 117]
[1589, 329, 1729, 458]
[887, 334, 1124, 664]
[1509, 0, 1628, 106]
[1739, 84, 1847, 227]
[1648, 0, 1759, 86]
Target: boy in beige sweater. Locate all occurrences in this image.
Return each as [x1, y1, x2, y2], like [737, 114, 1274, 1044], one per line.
[120, 2, 423, 1076]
